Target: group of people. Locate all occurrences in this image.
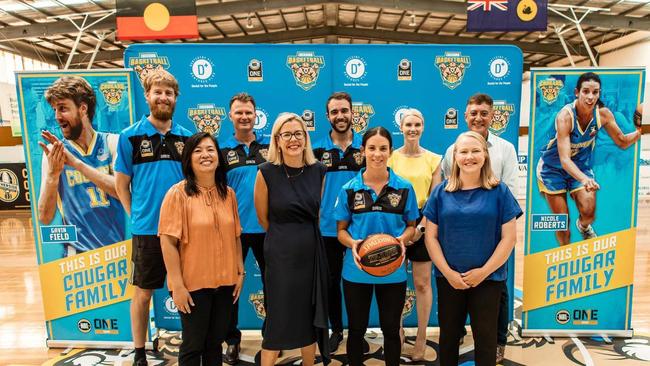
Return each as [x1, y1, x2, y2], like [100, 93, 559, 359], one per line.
[37, 68, 640, 366]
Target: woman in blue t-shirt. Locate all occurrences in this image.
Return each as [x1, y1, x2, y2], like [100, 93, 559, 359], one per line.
[334, 126, 419, 366]
[423, 131, 522, 366]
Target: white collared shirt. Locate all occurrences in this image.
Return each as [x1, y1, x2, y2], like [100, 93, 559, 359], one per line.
[441, 132, 518, 196]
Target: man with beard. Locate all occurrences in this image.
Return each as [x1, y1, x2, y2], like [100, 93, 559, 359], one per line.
[38, 75, 125, 257]
[220, 93, 270, 364]
[313, 92, 365, 354]
[114, 69, 192, 366]
[441, 93, 518, 364]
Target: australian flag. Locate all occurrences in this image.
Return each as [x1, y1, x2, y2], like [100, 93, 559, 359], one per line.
[467, 0, 548, 32]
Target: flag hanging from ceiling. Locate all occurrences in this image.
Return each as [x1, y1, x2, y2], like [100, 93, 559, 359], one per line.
[116, 0, 198, 40]
[467, 0, 548, 32]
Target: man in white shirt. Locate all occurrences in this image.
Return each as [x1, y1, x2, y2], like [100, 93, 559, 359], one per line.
[441, 93, 518, 364]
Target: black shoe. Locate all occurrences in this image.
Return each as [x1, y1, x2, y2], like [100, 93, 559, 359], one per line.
[134, 356, 148, 366]
[328, 331, 344, 354]
[224, 344, 240, 365]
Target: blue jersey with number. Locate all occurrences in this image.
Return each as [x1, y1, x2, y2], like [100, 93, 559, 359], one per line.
[58, 132, 126, 252]
[540, 102, 602, 171]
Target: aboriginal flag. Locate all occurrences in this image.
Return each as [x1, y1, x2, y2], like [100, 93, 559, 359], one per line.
[116, 0, 198, 40]
[467, 0, 548, 32]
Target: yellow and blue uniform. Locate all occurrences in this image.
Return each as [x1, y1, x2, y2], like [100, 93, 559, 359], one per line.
[313, 132, 364, 237]
[537, 102, 601, 194]
[220, 134, 270, 234]
[114, 115, 192, 235]
[334, 168, 419, 284]
[58, 132, 125, 252]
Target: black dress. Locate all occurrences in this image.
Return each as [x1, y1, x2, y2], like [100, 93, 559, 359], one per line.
[259, 162, 329, 358]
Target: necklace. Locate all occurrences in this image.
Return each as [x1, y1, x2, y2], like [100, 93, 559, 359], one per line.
[283, 163, 304, 179]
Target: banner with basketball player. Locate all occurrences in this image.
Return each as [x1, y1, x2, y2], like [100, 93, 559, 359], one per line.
[124, 44, 523, 330]
[523, 67, 644, 336]
[16, 70, 138, 346]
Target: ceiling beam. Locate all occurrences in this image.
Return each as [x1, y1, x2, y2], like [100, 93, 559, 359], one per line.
[3, 0, 650, 42]
[69, 25, 571, 65]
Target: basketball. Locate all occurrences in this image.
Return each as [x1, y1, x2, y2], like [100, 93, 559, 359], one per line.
[357, 234, 403, 277]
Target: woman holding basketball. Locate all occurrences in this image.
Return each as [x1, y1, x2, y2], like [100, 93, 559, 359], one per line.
[423, 131, 522, 366]
[335, 126, 419, 366]
[387, 108, 442, 360]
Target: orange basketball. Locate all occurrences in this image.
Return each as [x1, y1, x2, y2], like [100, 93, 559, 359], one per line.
[357, 234, 403, 277]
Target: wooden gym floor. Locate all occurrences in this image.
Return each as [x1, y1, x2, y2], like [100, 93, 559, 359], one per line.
[0, 200, 649, 365]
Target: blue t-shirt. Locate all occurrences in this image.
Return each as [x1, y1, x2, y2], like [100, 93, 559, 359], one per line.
[313, 132, 364, 237]
[220, 134, 270, 234]
[114, 115, 193, 235]
[422, 181, 522, 281]
[334, 168, 419, 284]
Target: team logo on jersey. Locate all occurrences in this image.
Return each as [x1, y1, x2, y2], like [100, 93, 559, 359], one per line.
[249, 291, 266, 320]
[354, 192, 366, 210]
[387, 192, 402, 207]
[286, 51, 326, 91]
[435, 52, 471, 90]
[99, 81, 125, 107]
[302, 109, 315, 131]
[401, 288, 417, 318]
[490, 101, 515, 136]
[321, 151, 333, 167]
[187, 104, 227, 136]
[353, 151, 364, 166]
[128, 52, 170, 83]
[351, 102, 375, 134]
[248, 58, 263, 82]
[226, 150, 240, 165]
[589, 125, 598, 137]
[96, 147, 109, 162]
[174, 141, 185, 156]
[258, 148, 269, 160]
[397, 59, 412, 81]
[539, 78, 564, 105]
[140, 139, 153, 158]
[0, 169, 19, 203]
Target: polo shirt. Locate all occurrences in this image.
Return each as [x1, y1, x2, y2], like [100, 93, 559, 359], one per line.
[114, 115, 193, 235]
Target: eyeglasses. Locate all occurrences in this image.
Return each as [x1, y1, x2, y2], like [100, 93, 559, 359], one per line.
[277, 130, 306, 141]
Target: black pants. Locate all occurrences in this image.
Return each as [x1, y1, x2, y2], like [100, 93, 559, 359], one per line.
[343, 279, 406, 366]
[178, 286, 234, 366]
[225, 233, 266, 345]
[437, 277, 502, 366]
[497, 281, 509, 345]
[324, 236, 346, 332]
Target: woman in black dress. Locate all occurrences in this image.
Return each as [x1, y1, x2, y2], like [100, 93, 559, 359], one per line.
[254, 113, 329, 366]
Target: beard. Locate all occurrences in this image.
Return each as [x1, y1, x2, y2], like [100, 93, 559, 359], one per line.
[329, 117, 351, 134]
[61, 112, 84, 141]
[149, 100, 175, 121]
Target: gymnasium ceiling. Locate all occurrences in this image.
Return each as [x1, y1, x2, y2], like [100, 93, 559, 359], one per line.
[0, 0, 649, 69]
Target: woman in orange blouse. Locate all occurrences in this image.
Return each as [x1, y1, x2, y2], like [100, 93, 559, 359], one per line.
[159, 132, 244, 366]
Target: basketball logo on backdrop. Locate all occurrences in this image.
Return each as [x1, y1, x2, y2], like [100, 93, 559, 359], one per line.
[254, 108, 269, 131]
[344, 56, 368, 86]
[387, 192, 402, 207]
[190, 57, 216, 87]
[98, 81, 125, 108]
[397, 59, 412, 81]
[351, 102, 375, 133]
[0, 169, 19, 203]
[435, 51, 471, 89]
[539, 78, 564, 105]
[445, 108, 459, 129]
[248, 59, 263, 82]
[402, 288, 417, 318]
[164, 296, 178, 315]
[249, 291, 266, 320]
[488, 56, 511, 85]
[302, 110, 315, 131]
[490, 101, 515, 136]
[77, 319, 91, 333]
[393, 106, 411, 130]
[187, 104, 226, 136]
[286, 51, 325, 91]
[128, 52, 170, 83]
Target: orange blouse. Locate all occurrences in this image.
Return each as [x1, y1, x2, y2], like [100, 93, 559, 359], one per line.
[158, 181, 242, 292]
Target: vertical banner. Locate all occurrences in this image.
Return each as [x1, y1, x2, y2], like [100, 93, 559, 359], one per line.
[16, 70, 137, 347]
[523, 67, 644, 336]
[125, 44, 523, 330]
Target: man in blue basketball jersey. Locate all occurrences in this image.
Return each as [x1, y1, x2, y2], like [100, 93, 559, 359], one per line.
[38, 76, 126, 257]
[537, 72, 642, 246]
[115, 69, 192, 366]
[220, 93, 270, 364]
[312, 91, 365, 354]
